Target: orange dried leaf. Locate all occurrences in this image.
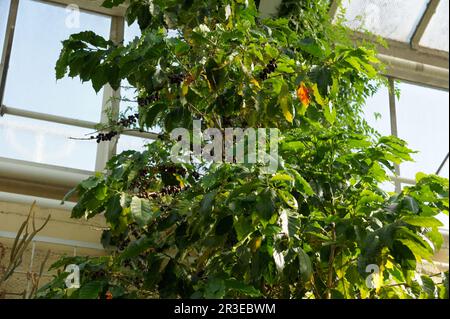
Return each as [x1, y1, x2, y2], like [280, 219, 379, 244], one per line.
[297, 82, 310, 107]
[105, 291, 113, 300]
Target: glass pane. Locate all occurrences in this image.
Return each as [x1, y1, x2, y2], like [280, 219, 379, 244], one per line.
[3, 0, 111, 122]
[0, 115, 97, 171]
[341, 0, 429, 42]
[116, 135, 153, 154]
[0, 0, 10, 54]
[124, 21, 141, 44]
[363, 85, 391, 136]
[396, 82, 450, 179]
[419, 0, 449, 51]
[380, 181, 396, 193]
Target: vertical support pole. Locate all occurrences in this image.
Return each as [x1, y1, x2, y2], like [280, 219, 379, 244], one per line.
[95, 15, 125, 172]
[388, 77, 402, 193]
[0, 0, 19, 115]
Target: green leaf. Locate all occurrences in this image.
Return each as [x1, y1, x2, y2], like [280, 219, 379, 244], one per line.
[297, 248, 313, 282]
[323, 103, 336, 125]
[402, 216, 443, 228]
[78, 281, 105, 299]
[426, 227, 444, 251]
[298, 38, 324, 58]
[119, 236, 153, 260]
[225, 279, 262, 297]
[204, 278, 226, 299]
[256, 189, 277, 222]
[421, 275, 437, 299]
[401, 196, 420, 214]
[200, 191, 217, 214]
[215, 215, 234, 236]
[130, 196, 154, 227]
[234, 217, 254, 241]
[101, 0, 126, 9]
[271, 173, 295, 183]
[290, 170, 314, 196]
[278, 190, 298, 209]
[105, 195, 122, 224]
[396, 239, 434, 262]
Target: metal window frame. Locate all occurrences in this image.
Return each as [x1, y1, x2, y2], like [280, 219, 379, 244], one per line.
[385, 76, 450, 188]
[0, 0, 159, 176]
[0, 0, 448, 198]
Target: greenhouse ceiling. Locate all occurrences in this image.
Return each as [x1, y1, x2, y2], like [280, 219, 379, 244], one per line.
[1, 0, 448, 91]
[261, 0, 449, 89]
[37, 0, 449, 89]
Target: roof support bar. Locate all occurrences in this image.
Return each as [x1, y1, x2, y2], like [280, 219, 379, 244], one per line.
[436, 153, 450, 176]
[0, 0, 19, 116]
[0, 105, 160, 139]
[388, 78, 402, 193]
[95, 15, 125, 172]
[411, 0, 440, 49]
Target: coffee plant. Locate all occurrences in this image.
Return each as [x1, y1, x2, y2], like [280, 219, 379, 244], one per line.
[38, 0, 449, 299]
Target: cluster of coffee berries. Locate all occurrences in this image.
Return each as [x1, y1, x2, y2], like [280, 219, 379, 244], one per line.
[259, 59, 278, 81]
[169, 73, 185, 85]
[137, 185, 184, 200]
[118, 113, 139, 127]
[159, 164, 187, 176]
[91, 131, 118, 143]
[138, 93, 160, 107]
[90, 113, 139, 143]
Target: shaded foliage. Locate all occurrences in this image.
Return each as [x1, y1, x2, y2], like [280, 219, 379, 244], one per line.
[38, 0, 449, 299]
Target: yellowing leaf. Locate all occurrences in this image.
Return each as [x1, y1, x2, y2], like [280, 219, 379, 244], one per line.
[251, 237, 262, 253]
[181, 82, 189, 96]
[311, 83, 327, 107]
[250, 78, 261, 89]
[279, 82, 294, 123]
[280, 95, 293, 123]
[176, 175, 186, 188]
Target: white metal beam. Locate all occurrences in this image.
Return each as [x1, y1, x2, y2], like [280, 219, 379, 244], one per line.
[411, 0, 441, 49]
[0, 105, 160, 139]
[95, 15, 125, 172]
[379, 54, 449, 90]
[35, 0, 127, 17]
[0, 0, 19, 114]
[0, 230, 104, 250]
[0, 191, 75, 210]
[388, 78, 402, 193]
[0, 157, 91, 188]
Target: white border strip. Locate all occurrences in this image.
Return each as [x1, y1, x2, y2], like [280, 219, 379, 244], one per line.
[0, 230, 104, 251]
[0, 191, 75, 211]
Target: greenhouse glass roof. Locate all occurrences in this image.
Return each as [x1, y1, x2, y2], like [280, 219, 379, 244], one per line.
[340, 0, 449, 53]
[335, 0, 449, 62]
[258, 0, 449, 89]
[329, 0, 450, 89]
